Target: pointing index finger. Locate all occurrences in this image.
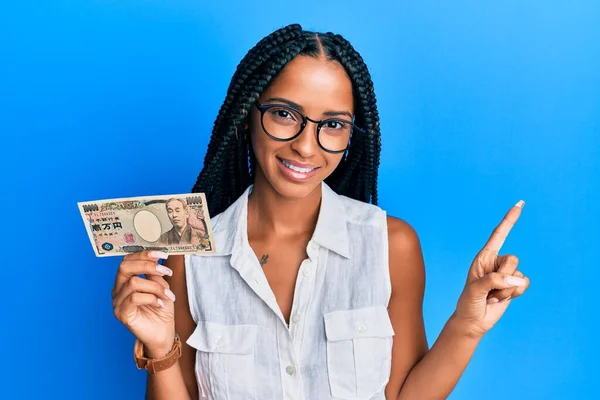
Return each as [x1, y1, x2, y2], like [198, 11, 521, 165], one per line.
[482, 200, 525, 254]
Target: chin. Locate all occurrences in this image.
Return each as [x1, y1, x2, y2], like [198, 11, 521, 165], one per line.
[257, 162, 327, 200]
[272, 178, 322, 200]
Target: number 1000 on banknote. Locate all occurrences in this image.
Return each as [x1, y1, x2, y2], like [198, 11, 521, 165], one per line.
[77, 193, 216, 257]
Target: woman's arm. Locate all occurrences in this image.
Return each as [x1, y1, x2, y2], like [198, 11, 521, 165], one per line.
[385, 201, 530, 400]
[384, 216, 430, 399]
[384, 216, 478, 400]
[394, 317, 480, 400]
[145, 255, 199, 400]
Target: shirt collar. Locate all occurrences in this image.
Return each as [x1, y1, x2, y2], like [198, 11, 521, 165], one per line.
[311, 182, 351, 259]
[211, 186, 250, 257]
[211, 181, 351, 259]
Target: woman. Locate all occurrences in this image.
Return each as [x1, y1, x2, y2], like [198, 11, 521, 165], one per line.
[111, 24, 530, 400]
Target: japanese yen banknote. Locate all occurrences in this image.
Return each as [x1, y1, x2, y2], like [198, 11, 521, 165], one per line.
[77, 193, 216, 257]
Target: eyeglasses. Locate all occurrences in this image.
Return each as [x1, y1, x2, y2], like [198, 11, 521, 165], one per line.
[254, 101, 363, 154]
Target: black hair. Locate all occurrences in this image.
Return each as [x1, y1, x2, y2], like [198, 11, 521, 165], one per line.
[191, 23, 381, 216]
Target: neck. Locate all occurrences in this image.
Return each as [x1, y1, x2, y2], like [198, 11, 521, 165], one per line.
[247, 172, 322, 240]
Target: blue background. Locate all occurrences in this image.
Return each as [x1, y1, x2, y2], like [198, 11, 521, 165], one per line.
[1, 1, 598, 399]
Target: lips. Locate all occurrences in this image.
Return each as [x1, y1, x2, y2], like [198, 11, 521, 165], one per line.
[280, 158, 318, 173]
[277, 157, 320, 182]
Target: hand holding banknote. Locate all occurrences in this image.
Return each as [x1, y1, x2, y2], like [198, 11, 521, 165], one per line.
[78, 192, 216, 356]
[111, 250, 176, 357]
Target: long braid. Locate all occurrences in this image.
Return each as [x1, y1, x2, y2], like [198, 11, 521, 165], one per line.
[192, 26, 310, 215]
[233, 39, 308, 191]
[195, 26, 302, 165]
[196, 25, 303, 186]
[321, 32, 381, 205]
[192, 24, 382, 216]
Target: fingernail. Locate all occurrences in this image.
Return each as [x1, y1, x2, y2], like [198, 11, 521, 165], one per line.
[515, 200, 525, 208]
[156, 264, 173, 276]
[488, 297, 500, 304]
[165, 289, 176, 302]
[505, 276, 527, 287]
[149, 251, 169, 259]
[157, 298, 165, 308]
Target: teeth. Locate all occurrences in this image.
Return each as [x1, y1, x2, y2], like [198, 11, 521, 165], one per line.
[282, 159, 316, 173]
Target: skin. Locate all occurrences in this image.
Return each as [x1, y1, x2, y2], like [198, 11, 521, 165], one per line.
[244, 55, 356, 323]
[112, 54, 530, 400]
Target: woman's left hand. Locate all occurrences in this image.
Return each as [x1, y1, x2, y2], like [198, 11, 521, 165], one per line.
[453, 201, 531, 338]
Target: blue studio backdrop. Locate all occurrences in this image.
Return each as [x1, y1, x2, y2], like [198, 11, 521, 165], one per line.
[1, 1, 598, 399]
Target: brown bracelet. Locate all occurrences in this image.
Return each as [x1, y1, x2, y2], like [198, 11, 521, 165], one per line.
[133, 334, 182, 374]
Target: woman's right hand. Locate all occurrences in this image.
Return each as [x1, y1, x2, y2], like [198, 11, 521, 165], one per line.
[112, 250, 177, 357]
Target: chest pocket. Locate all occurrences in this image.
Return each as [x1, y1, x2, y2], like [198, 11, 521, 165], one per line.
[187, 321, 258, 400]
[324, 306, 395, 399]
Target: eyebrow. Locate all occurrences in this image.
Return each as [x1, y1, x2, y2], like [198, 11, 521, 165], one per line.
[263, 97, 354, 120]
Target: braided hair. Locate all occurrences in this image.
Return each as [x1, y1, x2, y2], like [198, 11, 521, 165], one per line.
[191, 23, 382, 216]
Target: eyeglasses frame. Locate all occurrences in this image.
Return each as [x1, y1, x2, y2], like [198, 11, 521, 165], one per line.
[254, 101, 364, 154]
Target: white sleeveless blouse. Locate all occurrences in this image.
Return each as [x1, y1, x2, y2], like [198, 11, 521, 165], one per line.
[184, 182, 394, 400]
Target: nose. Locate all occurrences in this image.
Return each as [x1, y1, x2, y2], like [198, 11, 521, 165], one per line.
[290, 121, 319, 158]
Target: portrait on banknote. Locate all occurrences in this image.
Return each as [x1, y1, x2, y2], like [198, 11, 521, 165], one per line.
[159, 197, 208, 245]
[77, 193, 215, 257]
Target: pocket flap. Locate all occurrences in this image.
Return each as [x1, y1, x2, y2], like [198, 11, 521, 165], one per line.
[324, 306, 394, 342]
[186, 321, 258, 354]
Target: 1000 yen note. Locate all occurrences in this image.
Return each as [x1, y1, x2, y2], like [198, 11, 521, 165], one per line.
[77, 193, 216, 257]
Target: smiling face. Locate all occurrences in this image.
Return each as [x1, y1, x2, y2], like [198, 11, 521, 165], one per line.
[249, 55, 354, 199]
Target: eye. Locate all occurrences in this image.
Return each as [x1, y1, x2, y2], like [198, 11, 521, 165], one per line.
[324, 120, 350, 130]
[269, 108, 297, 121]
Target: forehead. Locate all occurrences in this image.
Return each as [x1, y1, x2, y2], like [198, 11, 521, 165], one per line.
[167, 200, 185, 208]
[261, 55, 354, 114]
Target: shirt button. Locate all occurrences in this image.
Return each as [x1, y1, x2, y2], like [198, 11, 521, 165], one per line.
[292, 313, 300, 323]
[302, 267, 312, 277]
[214, 336, 222, 345]
[357, 323, 367, 333]
[310, 242, 318, 250]
[286, 365, 296, 376]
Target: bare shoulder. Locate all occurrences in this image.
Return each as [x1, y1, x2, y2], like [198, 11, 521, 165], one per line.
[384, 216, 428, 398]
[387, 215, 421, 252]
[386, 215, 425, 286]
